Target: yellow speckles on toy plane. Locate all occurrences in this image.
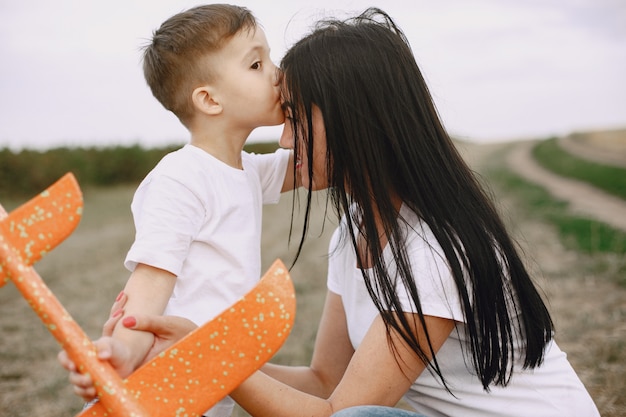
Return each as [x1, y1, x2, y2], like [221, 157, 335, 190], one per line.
[0, 173, 296, 417]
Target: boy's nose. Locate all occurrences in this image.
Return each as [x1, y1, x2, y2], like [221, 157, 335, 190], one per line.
[279, 123, 293, 149]
[273, 66, 281, 86]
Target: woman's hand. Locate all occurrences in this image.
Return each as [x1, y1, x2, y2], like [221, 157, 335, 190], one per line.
[122, 312, 198, 363]
[104, 291, 198, 364]
[101, 291, 198, 365]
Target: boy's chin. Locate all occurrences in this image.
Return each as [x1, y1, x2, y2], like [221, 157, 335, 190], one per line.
[268, 115, 286, 126]
[266, 109, 286, 126]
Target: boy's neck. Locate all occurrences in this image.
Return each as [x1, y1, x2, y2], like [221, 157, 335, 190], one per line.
[188, 129, 249, 170]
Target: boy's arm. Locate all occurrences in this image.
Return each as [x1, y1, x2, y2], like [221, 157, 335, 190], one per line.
[112, 263, 176, 377]
[281, 151, 300, 192]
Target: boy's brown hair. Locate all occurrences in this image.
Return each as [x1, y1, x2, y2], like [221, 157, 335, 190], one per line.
[142, 4, 257, 126]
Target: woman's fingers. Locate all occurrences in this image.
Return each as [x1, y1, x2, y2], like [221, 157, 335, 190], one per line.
[102, 307, 124, 337]
[102, 291, 127, 337]
[123, 314, 198, 364]
[123, 314, 197, 338]
[110, 291, 127, 315]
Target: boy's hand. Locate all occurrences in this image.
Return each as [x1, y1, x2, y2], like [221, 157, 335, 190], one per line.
[56, 291, 133, 401]
[57, 291, 196, 401]
[57, 336, 133, 401]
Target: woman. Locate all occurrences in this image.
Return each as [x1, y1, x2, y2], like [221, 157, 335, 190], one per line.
[61, 8, 599, 417]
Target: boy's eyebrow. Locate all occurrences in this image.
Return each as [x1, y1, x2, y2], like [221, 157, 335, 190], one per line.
[242, 44, 268, 61]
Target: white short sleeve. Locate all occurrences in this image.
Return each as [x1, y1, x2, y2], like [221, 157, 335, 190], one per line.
[242, 148, 290, 204]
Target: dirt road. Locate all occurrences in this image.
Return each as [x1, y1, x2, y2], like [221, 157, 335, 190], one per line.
[507, 139, 626, 232]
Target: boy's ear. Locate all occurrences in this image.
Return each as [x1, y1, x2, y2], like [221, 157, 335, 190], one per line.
[192, 85, 222, 116]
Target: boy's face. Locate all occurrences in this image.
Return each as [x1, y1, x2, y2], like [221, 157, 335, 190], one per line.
[208, 27, 284, 130]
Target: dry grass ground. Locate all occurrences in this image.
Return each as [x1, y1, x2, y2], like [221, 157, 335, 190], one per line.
[1, 140, 623, 416]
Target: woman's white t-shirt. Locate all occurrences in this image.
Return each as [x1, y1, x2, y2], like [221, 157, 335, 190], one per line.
[327, 204, 600, 417]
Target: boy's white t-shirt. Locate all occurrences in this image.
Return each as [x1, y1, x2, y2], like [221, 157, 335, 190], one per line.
[124, 144, 290, 417]
[327, 204, 600, 417]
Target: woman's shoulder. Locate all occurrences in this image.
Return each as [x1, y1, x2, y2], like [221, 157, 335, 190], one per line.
[399, 204, 441, 251]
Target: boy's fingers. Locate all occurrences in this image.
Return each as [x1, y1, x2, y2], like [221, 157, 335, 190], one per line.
[58, 351, 97, 402]
[72, 381, 97, 402]
[69, 369, 98, 401]
[68, 370, 94, 389]
[57, 349, 76, 372]
[92, 337, 116, 360]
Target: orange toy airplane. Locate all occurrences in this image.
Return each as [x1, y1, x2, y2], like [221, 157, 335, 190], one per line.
[0, 173, 296, 417]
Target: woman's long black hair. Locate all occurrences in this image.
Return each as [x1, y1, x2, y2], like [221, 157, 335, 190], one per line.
[280, 8, 553, 390]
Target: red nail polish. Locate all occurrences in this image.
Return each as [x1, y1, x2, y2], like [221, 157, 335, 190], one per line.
[115, 291, 124, 302]
[111, 309, 123, 318]
[122, 316, 136, 328]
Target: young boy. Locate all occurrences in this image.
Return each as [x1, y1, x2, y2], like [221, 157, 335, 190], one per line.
[81, 5, 293, 417]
